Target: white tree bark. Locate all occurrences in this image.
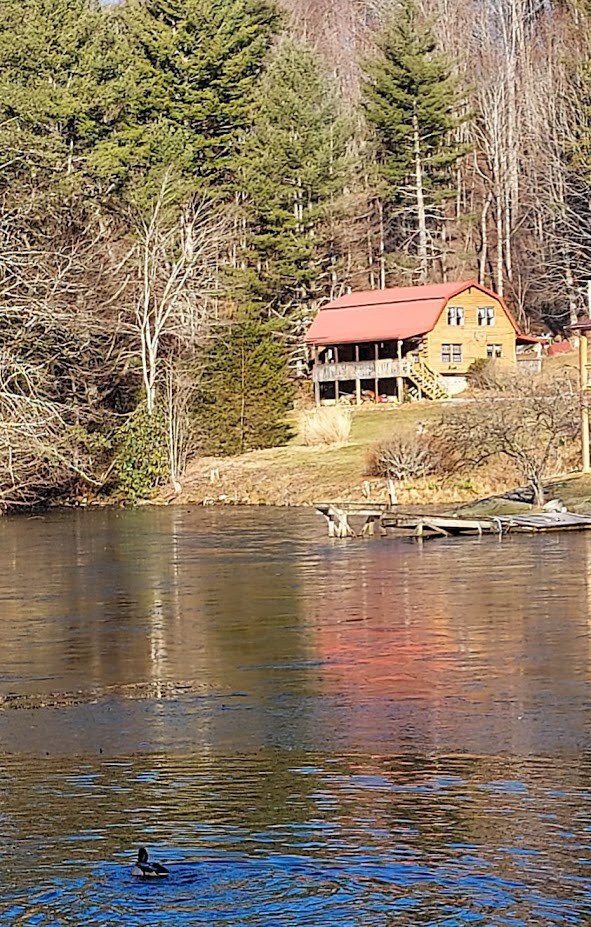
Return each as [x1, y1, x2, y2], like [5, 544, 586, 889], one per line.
[134, 176, 223, 415]
[413, 112, 429, 284]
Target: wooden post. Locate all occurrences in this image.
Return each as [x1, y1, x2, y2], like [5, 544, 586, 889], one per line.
[333, 346, 340, 405]
[313, 346, 320, 407]
[362, 517, 375, 537]
[581, 333, 590, 473]
[355, 345, 361, 406]
[396, 340, 404, 403]
[374, 343, 379, 404]
[387, 479, 398, 506]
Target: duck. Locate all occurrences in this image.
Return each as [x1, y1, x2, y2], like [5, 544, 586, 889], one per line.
[132, 847, 169, 878]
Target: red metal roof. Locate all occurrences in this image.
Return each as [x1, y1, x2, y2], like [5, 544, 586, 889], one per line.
[304, 280, 518, 345]
[547, 340, 573, 356]
[517, 333, 549, 344]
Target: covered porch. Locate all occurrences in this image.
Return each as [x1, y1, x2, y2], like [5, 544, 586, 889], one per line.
[310, 339, 441, 405]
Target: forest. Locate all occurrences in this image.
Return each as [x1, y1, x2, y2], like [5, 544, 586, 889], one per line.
[2, 0, 591, 508]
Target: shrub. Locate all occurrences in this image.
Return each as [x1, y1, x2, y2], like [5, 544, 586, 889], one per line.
[468, 358, 530, 392]
[366, 431, 437, 480]
[467, 357, 491, 387]
[114, 404, 168, 501]
[299, 406, 352, 446]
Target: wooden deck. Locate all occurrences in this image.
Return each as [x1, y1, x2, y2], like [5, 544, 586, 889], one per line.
[315, 504, 591, 540]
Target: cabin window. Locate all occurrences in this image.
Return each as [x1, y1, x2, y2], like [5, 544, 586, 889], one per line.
[447, 305, 464, 326]
[487, 344, 502, 358]
[441, 343, 462, 364]
[478, 306, 495, 326]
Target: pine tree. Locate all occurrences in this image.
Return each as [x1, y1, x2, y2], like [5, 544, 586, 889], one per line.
[236, 37, 350, 324]
[195, 319, 292, 455]
[0, 0, 128, 199]
[100, 0, 279, 202]
[363, 0, 465, 282]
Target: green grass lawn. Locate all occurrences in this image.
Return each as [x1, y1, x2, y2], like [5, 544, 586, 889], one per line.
[289, 403, 441, 449]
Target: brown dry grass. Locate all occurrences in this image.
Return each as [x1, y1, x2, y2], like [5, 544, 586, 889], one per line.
[164, 402, 518, 507]
[298, 406, 352, 446]
[163, 354, 588, 509]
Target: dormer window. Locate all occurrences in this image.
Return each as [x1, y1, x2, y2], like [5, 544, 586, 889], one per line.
[447, 306, 464, 326]
[478, 306, 495, 326]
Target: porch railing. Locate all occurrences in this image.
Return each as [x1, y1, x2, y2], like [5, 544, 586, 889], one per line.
[312, 358, 411, 383]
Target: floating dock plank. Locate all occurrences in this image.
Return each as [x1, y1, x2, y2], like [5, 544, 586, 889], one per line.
[315, 504, 591, 540]
[500, 512, 591, 533]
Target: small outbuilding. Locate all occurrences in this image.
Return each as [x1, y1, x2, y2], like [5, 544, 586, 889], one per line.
[304, 280, 522, 404]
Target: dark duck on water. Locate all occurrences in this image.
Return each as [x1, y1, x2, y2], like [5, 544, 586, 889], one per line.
[132, 847, 169, 878]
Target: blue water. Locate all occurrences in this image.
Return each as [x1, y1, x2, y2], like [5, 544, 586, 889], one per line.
[1, 508, 591, 923]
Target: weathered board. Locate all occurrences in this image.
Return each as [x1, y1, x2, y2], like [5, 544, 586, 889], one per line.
[315, 504, 591, 540]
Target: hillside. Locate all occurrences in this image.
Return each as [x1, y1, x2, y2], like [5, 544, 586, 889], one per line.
[165, 403, 511, 508]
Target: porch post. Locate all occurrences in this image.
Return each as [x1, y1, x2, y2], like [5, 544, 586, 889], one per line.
[333, 344, 339, 404]
[355, 344, 361, 406]
[396, 339, 404, 403]
[374, 343, 379, 404]
[313, 346, 320, 407]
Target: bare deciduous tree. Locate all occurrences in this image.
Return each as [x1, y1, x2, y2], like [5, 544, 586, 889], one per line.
[0, 353, 103, 509]
[436, 372, 579, 505]
[132, 176, 224, 415]
[164, 359, 197, 494]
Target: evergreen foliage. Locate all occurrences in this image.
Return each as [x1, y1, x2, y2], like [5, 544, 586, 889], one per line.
[114, 404, 169, 500]
[0, 0, 128, 197]
[101, 0, 280, 203]
[363, 0, 465, 274]
[195, 320, 292, 456]
[1, 0, 584, 507]
[236, 37, 350, 321]
[364, 0, 463, 200]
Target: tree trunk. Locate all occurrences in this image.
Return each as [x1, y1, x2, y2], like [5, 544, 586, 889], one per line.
[413, 113, 428, 284]
[377, 197, 386, 289]
[565, 259, 578, 326]
[531, 473, 545, 507]
[440, 217, 448, 283]
[495, 198, 504, 297]
[479, 193, 492, 286]
[141, 327, 158, 416]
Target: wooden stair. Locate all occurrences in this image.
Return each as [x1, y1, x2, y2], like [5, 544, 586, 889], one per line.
[405, 360, 450, 401]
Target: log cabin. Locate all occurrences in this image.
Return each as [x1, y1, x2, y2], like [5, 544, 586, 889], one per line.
[304, 280, 535, 404]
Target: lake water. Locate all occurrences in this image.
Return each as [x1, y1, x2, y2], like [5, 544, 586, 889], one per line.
[1, 507, 591, 925]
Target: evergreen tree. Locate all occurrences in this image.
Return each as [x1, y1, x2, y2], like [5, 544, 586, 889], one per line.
[363, 0, 465, 282]
[236, 37, 350, 323]
[0, 0, 128, 199]
[195, 319, 292, 455]
[100, 0, 279, 202]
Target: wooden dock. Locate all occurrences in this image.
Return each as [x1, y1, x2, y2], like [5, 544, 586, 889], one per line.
[316, 503, 591, 540]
